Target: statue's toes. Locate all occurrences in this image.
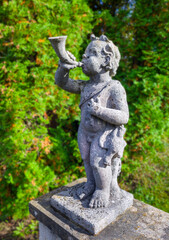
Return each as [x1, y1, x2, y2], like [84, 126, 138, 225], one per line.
[94, 200, 99, 209]
[89, 198, 105, 208]
[79, 192, 85, 200]
[89, 198, 94, 208]
[77, 187, 85, 198]
[97, 199, 103, 208]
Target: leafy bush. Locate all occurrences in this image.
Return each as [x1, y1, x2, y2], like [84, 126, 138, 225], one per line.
[13, 219, 38, 239]
[0, 0, 92, 219]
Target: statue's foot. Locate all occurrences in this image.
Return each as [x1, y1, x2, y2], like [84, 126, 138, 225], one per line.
[77, 182, 95, 200]
[110, 185, 122, 200]
[89, 189, 109, 208]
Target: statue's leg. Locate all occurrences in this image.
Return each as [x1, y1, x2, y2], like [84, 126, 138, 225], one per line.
[111, 157, 121, 198]
[89, 136, 112, 208]
[77, 126, 95, 199]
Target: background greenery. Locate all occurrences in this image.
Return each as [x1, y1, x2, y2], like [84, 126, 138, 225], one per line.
[0, 0, 168, 229]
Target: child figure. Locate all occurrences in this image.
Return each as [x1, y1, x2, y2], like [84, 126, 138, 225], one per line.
[55, 34, 129, 208]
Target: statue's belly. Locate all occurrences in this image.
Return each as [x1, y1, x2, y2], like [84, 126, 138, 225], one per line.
[81, 110, 106, 133]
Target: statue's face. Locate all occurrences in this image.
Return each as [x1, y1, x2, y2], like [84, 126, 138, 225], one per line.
[82, 41, 107, 76]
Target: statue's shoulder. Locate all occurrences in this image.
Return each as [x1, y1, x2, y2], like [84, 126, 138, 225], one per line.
[109, 79, 122, 87]
[108, 80, 126, 95]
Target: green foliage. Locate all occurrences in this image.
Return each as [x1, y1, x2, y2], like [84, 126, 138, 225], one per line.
[13, 219, 38, 239]
[0, 0, 169, 221]
[0, 0, 92, 219]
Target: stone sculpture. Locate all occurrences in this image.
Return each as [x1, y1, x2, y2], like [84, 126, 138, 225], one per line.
[49, 34, 129, 209]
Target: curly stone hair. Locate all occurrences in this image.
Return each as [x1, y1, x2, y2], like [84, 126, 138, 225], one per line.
[90, 34, 121, 76]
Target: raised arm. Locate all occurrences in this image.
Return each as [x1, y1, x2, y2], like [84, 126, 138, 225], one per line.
[55, 63, 86, 94]
[55, 50, 86, 94]
[88, 82, 129, 125]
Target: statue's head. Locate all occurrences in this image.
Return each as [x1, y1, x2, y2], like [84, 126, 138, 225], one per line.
[82, 34, 121, 77]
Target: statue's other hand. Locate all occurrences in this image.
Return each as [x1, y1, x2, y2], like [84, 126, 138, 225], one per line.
[103, 156, 111, 167]
[87, 98, 100, 115]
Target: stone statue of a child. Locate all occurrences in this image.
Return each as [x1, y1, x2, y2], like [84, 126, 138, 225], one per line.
[55, 34, 129, 208]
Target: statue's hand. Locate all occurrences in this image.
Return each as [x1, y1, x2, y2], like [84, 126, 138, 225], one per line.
[59, 51, 78, 70]
[67, 51, 76, 62]
[87, 98, 101, 115]
[104, 155, 112, 166]
[59, 61, 77, 70]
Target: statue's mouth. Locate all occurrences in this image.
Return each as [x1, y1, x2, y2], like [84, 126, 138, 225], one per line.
[82, 64, 87, 70]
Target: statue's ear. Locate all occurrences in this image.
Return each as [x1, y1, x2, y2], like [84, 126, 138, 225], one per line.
[105, 55, 110, 65]
[101, 55, 110, 69]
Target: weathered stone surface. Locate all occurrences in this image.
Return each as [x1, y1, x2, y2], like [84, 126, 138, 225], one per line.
[50, 181, 133, 235]
[29, 178, 169, 240]
[39, 222, 62, 240]
[50, 34, 130, 209]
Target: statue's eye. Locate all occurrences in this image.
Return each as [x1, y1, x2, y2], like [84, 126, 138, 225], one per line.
[101, 49, 105, 55]
[89, 49, 97, 56]
[92, 50, 97, 56]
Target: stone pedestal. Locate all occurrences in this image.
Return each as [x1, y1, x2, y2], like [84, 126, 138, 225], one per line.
[50, 180, 133, 235]
[29, 178, 169, 240]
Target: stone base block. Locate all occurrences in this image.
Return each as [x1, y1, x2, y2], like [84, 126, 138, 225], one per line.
[50, 182, 133, 235]
[29, 178, 169, 240]
[39, 222, 62, 240]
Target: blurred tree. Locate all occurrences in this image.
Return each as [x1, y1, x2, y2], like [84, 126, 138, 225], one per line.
[88, 0, 131, 16]
[0, 0, 93, 219]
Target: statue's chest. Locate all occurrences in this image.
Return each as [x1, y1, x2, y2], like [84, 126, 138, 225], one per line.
[80, 85, 95, 103]
[79, 82, 112, 108]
